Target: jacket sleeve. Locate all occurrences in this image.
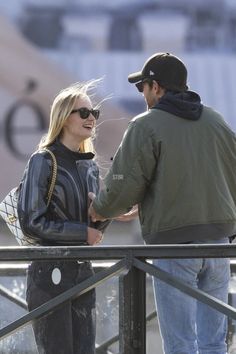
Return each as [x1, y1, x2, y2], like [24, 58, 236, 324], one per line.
[93, 220, 111, 234]
[89, 167, 112, 233]
[18, 152, 88, 245]
[93, 119, 159, 218]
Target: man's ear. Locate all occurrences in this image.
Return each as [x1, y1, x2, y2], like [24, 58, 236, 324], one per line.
[153, 80, 160, 92]
[153, 80, 165, 96]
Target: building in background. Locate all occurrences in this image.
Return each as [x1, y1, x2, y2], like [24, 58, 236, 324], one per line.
[2, 0, 235, 126]
[15, 0, 236, 55]
[0, 2, 236, 353]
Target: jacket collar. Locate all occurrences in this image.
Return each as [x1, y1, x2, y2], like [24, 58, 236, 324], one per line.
[52, 139, 95, 160]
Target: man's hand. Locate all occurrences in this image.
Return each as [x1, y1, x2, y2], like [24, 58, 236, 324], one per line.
[88, 192, 107, 222]
[114, 205, 139, 222]
[87, 227, 103, 245]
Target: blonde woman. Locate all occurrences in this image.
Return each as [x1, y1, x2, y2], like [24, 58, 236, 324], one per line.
[17, 81, 109, 354]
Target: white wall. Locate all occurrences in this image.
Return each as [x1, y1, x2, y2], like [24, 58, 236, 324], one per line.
[138, 14, 189, 53]
[45, 50, 236, 131]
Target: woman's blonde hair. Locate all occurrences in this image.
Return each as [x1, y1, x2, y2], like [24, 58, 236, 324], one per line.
[39, 80, 99, 153]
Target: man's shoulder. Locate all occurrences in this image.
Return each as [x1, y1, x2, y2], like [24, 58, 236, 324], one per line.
[201, 105, 229, 126]
[201, 105, 235, 137]
[131, 109, 161, 126]
[132, 110, 149, 123]
[202, 105, 224, 120]
[28, 149, 53, 169]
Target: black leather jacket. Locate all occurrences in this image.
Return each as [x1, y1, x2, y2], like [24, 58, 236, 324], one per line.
[18, 140, 110, 245]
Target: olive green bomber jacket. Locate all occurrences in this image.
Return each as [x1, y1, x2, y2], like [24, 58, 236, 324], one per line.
[93, 106, 236, 244]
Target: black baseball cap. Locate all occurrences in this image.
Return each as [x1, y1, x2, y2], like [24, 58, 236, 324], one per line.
[128, 52, 188, 92]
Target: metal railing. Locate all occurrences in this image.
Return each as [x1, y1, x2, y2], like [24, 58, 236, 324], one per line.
[0, 244, 236, 354]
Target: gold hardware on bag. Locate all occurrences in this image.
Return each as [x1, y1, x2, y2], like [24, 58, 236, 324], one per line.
[7, 214, 17, 224]
[44, 148, 57, 207]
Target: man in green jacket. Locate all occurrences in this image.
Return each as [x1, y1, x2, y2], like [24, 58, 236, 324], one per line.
[89, 52, 236, 354]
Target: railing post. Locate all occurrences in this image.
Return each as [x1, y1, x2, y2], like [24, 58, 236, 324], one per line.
[119, 265, 146, 354]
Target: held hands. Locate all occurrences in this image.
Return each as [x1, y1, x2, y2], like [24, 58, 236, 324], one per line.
[88, 192, 107, 222]
[87, 192, 105, 245]
[88, 192, 138, 223]
[87, 227, 103, 245]
[114, 205, 139, 222]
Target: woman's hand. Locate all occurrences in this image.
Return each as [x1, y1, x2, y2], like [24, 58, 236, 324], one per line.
[88, 192, 107, 222]
[87, 227, 103, 245]
[114, 205, 139, 222]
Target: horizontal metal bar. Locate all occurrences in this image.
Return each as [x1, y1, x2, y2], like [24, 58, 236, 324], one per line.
[0, 284, 27, 310]
[0, 244, 235, 261]
[133, 258, 236, 321]
[0, 258, 127, 342]
[0, 263, 29, 276]
[1, 259, 236, 277]
[0, 262, 115, 276]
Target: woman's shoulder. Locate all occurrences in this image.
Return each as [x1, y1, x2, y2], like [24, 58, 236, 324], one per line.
[27, 149, 53, 170]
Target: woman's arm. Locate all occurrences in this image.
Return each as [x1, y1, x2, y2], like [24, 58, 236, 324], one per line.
[18, 151, 101, 245]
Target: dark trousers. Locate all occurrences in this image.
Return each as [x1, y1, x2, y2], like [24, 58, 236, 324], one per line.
[26, 260, 96, 354]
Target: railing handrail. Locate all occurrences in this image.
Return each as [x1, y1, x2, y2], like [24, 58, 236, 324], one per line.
[0, 243, 235, 261]
[0, 243, 235, 353]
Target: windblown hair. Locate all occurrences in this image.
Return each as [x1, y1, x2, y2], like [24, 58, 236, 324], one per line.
[39, 80, 100, 153]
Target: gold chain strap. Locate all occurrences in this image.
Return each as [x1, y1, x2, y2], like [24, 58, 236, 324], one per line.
[44, 148, 57, 207]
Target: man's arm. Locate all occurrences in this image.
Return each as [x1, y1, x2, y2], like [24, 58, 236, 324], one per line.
[89, 119, 159, 219]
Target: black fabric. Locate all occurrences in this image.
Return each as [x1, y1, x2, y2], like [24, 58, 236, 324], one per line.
[27, 260, 96, 354]
[18, 140, 110, 245]
[153, 90, 203, 121]
[51, 138, 95, 162]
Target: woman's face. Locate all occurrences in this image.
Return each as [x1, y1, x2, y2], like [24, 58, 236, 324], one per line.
[62, 95, 96, 143]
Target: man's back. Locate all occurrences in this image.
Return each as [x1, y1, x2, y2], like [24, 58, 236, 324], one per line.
[130, 102, 236, 244]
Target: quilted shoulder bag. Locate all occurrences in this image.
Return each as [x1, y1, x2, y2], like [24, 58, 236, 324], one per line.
[0, 148, 57, 246]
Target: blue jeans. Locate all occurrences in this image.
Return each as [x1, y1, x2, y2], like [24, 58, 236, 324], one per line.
[153, 238, 230, 354]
